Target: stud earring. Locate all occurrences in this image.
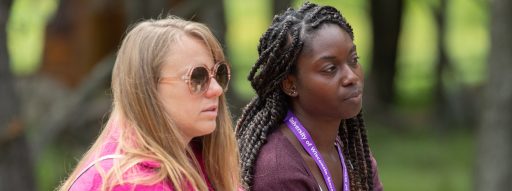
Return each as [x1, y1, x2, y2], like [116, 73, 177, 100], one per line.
[289, 88, 297, 96]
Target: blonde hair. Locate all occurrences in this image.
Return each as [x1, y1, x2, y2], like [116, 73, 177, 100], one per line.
[59, 16, 240, 191]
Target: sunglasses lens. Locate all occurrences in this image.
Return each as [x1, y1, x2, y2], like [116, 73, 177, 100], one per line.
[190, 67, 209, 94]
[215, 63, 230, 91]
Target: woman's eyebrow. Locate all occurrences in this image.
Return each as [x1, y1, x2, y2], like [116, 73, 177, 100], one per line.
[318, 45, 358, 61]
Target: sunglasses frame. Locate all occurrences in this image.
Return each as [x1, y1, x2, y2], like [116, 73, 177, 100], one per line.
[159, 61, 231, 95]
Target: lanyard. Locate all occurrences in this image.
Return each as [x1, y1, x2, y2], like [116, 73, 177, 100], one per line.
[284, 111, 350, 191]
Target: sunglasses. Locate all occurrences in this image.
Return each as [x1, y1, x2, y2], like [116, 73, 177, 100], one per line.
[159, 62, 231, 95]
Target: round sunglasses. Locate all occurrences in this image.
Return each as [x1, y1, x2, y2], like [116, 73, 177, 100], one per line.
[159, 62, 231, 95]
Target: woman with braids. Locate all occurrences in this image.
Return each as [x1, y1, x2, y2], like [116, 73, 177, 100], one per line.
[236, 3, 382, 191]
[58, 16, 241, 191]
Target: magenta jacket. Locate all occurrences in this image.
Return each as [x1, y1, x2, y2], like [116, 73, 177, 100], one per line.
[68, 124, 214, 191]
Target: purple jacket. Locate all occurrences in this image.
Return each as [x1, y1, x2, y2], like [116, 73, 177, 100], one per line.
[252, 130, 383, 191]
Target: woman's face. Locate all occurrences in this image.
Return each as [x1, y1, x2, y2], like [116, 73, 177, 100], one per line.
[288, 24, 364, 120]
[158, 35, 223, 142]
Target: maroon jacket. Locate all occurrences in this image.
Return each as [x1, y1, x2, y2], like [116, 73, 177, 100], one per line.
[252, 130, 383, 191]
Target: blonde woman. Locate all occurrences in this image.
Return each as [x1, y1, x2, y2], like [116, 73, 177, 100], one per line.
[58, 16, 240, 191]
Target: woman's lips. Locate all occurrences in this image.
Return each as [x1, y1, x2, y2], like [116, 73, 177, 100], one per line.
[202, 105, 218, 118]
[344, 89, 362, 101]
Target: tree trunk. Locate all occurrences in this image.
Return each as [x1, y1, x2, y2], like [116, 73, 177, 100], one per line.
[433, 0, 451, 128]
[475, 0, 512, 190]
[368, 0, 404, 112]
[0, 0, 36, 190]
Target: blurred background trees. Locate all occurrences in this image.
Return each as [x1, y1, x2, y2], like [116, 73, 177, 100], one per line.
[0, 0, 509, 190]
[1, 0, 36, 190]
[476, 0, 512, 190]
[366, 0, 403, 114]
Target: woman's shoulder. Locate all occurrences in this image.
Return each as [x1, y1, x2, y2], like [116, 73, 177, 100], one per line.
[69, 155, 172, 191]
[255, 127, 310, 170]
[68, 154, 117, 191]
[255, 129, 303, 169]
[252, 129, 319, 191]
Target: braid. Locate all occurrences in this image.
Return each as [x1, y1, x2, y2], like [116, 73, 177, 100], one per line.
[338, 111, 374, 191]
[351, 116, 367, 190]
[236, 3, 369, 189]
[237, 91, 288, 184]
[339, 122, 350, 160]
[238, 7, 306, 187]
[355, 121, 368, 190]
[339, 121, 353, 188]
[345, 117, 363, 190]
[358, 112, 374, 190]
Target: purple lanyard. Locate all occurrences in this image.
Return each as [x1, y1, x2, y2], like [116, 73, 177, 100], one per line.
[284, 111, 350, 191]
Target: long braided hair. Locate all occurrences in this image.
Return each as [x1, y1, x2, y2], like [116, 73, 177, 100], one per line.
[236, 3, 374, 190]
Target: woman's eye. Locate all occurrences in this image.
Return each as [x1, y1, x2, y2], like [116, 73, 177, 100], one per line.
[322, 65, 337, 73]
[350, 56, 360, 66]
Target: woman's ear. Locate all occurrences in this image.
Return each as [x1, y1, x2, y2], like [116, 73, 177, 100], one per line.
[281, 75, 298, 97]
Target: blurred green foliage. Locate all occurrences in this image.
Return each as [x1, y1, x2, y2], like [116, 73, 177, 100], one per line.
[7, 0, 58, 75]
[396, 0, 488, 107]
[369, 126, 474, 191]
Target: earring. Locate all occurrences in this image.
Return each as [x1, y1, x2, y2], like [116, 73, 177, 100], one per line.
[289, 88, 297, 96]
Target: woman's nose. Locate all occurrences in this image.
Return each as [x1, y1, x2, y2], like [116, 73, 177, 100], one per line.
[341, 66, 361, 87]
[204, 78, 223, 98]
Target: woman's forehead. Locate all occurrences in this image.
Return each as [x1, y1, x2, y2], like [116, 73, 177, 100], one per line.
[301, 25, 354, 57]
[161, 36, 214, 74]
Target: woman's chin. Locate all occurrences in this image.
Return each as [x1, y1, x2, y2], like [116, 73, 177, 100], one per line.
[197, 123, 217, 136]
[341, 106, 362, 119]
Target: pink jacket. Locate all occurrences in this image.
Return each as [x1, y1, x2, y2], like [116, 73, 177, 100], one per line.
[69, 125, 213, 191]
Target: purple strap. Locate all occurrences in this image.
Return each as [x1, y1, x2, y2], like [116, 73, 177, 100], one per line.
[284, 111, 349, 191]
[335, 138, 350, 191]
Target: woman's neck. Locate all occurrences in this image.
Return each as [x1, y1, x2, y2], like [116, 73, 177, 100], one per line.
[291, 107, 341, 153]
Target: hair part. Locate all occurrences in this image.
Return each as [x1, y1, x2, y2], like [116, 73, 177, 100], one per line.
[236, 3, 373, 190]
